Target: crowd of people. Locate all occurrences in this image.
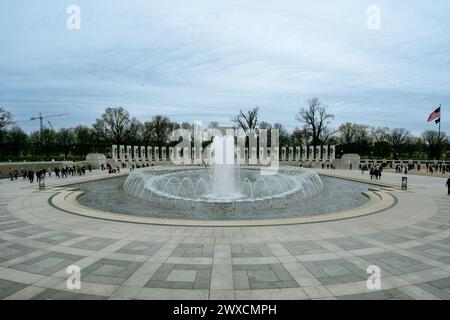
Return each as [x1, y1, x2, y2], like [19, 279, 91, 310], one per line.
[5, 162, 136, 182]
[393, 162, 449, 175]
[104, 163, 121, 174]
[424, 162, 449, 174]
[359, 163, 384, 180]
[7, 165, 92, 183]
[320, 163, 336, 170]
[4, 159, 450, 194]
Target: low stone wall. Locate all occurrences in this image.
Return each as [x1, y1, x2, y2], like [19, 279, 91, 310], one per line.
[85, 153, 107, 170]
[360, 159, 450, 166]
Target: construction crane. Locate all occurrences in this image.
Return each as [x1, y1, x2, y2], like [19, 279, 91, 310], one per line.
[30, 112, 68, 136]
[48, 120, 55, 131]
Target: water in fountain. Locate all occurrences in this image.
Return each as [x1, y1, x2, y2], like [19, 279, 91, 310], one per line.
[122, 128, 325, 212]
[208, 134, 243, 200]
[123, 165, 324, 212]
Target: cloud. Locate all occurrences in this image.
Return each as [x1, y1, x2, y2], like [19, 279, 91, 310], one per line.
[0, 0, 449, 135]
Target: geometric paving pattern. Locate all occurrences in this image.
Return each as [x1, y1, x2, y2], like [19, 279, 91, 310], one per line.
[327, 237, 373, 251]
[0, 244, 36, 264]
[369, 232, 411, 244]
[338, 288, 413, 300]
[359, 252, 434, 276]
[7, 226, 52, 238]
[31, 288, 106, 300]
[0, 169, 449, 299]
[145, 264, 212, 290]
[10, 252, 84, 276]
[69, 237, 117, 251]
[0, 279, 27, 299]
[233, 264, 298, 289]
[81, 258, 143, 285]
[32, 231, 80, 245]
[302, 259, 368, 286]
[231, 244, 274, 257]
[416, 277, 450, 300]
[115, 241, 163, 256]
[170, 244, 214, 258]
[281, 241, 328, 256]
[407, 244, 450, 264]
[0, 221, 30, 231]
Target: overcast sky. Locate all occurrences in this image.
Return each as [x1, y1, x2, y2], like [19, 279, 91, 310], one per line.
[1, 0, 449, 135]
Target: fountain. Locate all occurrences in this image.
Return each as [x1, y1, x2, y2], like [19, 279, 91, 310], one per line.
[123, 134, 325, 213]
[209, 134, 242, 200]
[72, 129, 377, 222]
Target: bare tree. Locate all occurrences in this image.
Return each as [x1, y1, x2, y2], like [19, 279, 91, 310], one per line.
[337, 122, 371, 155]
[273, 123, 290, 147]
[0, 107, 13, 130]
[371, 127, 390, 143]
[370, 126, 391, 159]
[422, 130, 448, 160]
[233, 106, 259, 133]
[208, 121, 220, 129]
[290, 127, 311, 146]
[6, 126, 28, 160]
[145, 115, 173, 148]
[258, 121, 271, 130]
[180, 122, 192, 130]
[125, 118, 144, 146]
[94, 107, 131, 146]
[40, 128, 56, 158]
[320, 128, 339, 145]
[390, 128, 410, 157]
[92, 120, 110, 152]
[338, 123, 370, 145]
[296, 98, 334, 146]
[57, 128, 75, 160]
[74, 125, 93, 156]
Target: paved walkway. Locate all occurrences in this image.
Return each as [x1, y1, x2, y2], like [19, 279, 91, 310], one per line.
[0, 169, 449, 300]
[382, 168, 449, 178]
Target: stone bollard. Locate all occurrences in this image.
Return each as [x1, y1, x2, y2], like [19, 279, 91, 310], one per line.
[401, 177, 407, 190]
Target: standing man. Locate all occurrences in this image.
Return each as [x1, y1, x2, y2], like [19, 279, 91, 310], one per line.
[447, 177, 450, 195]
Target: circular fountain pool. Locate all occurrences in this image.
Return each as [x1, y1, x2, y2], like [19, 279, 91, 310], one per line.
[123, 167, 324, 211]
[76, 166, 373, 221]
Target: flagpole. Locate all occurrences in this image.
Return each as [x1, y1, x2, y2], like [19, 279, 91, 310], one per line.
[438, 104, 441, 160]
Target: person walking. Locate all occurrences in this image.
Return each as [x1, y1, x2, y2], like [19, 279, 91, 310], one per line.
[28, 170, 34, 183]
[447, 177, 450, 195]
[374, 167, 379, 180]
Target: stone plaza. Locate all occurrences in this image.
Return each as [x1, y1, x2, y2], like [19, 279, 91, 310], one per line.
[0, 167, 449, 300]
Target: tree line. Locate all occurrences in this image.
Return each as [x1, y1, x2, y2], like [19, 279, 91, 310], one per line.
[0, 100, 448, 162]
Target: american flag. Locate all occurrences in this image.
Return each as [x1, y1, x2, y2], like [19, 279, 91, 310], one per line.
[427, 107, 441, 123]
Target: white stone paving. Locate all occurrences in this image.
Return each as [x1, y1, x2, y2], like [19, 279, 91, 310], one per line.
[0, 168, 449, 300]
